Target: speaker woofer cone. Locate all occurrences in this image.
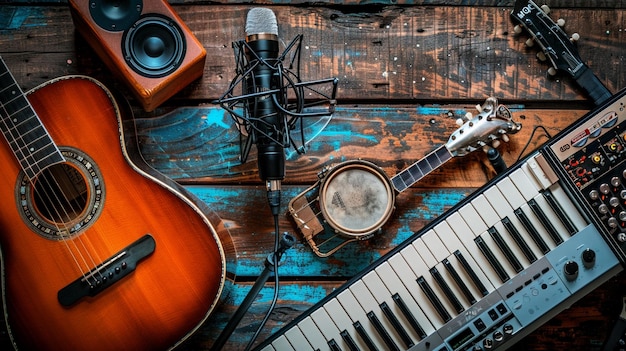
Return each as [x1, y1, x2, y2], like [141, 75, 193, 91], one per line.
[122, 14, 186, 78]
[90, 0, 142, 31]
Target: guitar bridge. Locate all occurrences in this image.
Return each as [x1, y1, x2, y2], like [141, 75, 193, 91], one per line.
[57, 234, 156, 307]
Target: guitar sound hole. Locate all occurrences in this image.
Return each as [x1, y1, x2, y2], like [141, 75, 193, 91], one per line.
[32, 163, 89, 225]
[15, 147, 106, 239]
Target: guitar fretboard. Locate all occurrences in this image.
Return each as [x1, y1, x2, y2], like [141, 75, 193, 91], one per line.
[0, 57, 64, 180]
[391, 145, 453, 193]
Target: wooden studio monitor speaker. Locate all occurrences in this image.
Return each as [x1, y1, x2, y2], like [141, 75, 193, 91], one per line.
[68, 0, 206, 111]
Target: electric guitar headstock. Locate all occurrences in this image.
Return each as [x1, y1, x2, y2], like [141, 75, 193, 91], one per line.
[511, 0, 611, 105]
[446, 97, 522, 157]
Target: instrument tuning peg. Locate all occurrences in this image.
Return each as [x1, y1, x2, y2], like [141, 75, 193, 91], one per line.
[557, 18, 565, 27]
[548, 67, 558, 76]
[570, 32, 580, 42]
[541, 4, 551, 14]
[475, 104, 483, 113]
[501, 134, 510, 143]
[536, 51, 547, 62]
[492, 139, 501, 149]
[525, 38, 535, 47]
[465, 111, 473, 120]
[456, 118, 465, 127]
[513, 24, 524, 34]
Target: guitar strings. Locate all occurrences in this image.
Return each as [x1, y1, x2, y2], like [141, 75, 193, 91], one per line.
[0, 79, 107, 288]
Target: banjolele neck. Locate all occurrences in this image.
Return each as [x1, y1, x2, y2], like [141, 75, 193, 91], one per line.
[391, 96, 522, 194]
[0, 56, 227, 351]
[391, 145, 453, 193]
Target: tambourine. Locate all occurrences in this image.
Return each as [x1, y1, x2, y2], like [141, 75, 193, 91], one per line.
[289, 97, 521, 257]
[288, 159, 395, 257]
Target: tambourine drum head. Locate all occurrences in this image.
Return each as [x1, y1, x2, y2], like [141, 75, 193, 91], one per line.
[320, 162, 393, 237]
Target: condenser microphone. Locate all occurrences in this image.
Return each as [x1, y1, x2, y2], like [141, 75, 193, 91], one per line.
[245, 8, 285, 215]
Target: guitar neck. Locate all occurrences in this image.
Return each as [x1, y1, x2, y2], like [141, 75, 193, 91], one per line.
[391, 145, 453, 193]
[573, 65, 612, 106]
[0, 57, 64, 180]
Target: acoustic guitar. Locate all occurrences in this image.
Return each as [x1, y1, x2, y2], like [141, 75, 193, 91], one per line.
[0, 57, 227, 350]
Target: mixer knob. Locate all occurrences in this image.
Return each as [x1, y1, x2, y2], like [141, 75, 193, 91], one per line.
[610, 197, 621, 207]
[582, 248, 596, 268]
[483, 337, 494, 349]
[598, 204, 609, 214]
[619, 211, 626, 221]
[617, 233, 626, 243]
[612, 176, 621, 187]
[600, 183, 611, 194]
[564, 261, 579, 281]
[589, 189, 600, 200]
[503, 324, 514, 335]
[621, 190, 626, 200]
[608, 217, 619, 228]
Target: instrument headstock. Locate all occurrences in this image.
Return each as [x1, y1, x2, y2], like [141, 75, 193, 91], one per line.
[511, 0, 582, 77]
[446, 97, 522, 157]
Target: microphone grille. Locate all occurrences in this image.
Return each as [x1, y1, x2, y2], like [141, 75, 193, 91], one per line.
[245, 8, 278, 36]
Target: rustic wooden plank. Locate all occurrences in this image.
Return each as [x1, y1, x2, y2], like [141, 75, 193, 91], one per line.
[186, 185, 472, 277]
[134, 104, 586, 185]
[1, 5, 624, 104]
[7, 1, 626, 8]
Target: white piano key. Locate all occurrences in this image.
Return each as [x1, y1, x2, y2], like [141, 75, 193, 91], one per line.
[421, 229, 449, 262]
[374, 262, 436, 337]
[496, 176, 529, 209]
[469, 194, 501, 227]
[323, 299, 370, 351]
[509, 168, 541, 202]
[458, 202, 488, 235]
[412, 236, 438, 267]
[349, 280, 404, 350]
[387, 251, 446, 329]
[270, 335, 295, 351]
[445, 212, 504, 285]
[310, 308, 347, 350]
[260, 344, 276, 351]
[298, 317, 329, 351]
[336, 288, 388, 350]
[284, 326, 313, 350]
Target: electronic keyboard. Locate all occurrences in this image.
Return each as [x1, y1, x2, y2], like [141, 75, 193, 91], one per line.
[254, 88, 626, 351]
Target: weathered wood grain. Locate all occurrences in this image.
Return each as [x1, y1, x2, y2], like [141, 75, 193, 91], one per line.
[1, 4, 624, 103]
[135, 104, 585, 185]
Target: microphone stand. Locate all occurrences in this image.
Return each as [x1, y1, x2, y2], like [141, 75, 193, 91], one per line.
[211, 232, 295, 351]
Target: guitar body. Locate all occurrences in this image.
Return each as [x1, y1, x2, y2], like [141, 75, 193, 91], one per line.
[0, 76, 227, 350]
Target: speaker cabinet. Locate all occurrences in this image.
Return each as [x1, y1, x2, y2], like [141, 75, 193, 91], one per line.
[68, 0, 206, 111]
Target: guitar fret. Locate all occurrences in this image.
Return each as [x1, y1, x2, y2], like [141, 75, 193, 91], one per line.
[0, 57, 64, 179]
[391, 145, 453, 193]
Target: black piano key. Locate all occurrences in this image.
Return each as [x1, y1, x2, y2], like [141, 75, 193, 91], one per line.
[474, 236, 510, 283]
[429, 266, 465, 314]
[543, 189, 577, 236]
[353, 321, 379, 351]
[529, 198, 564, 245]
[366, 311, 400, 351]
[488, 226, 524, 273]
[502, 216, 537, 263]
[515, 208, 550, 254]
[443, 258, 477, 305]
[454, 250, 489, 297]
[340, 330, 361, 351]
[329, 339, 342, 351]
[416, 276, 452, 322]
[380, 301, 414, 348]
[391, 293, 427, 339]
